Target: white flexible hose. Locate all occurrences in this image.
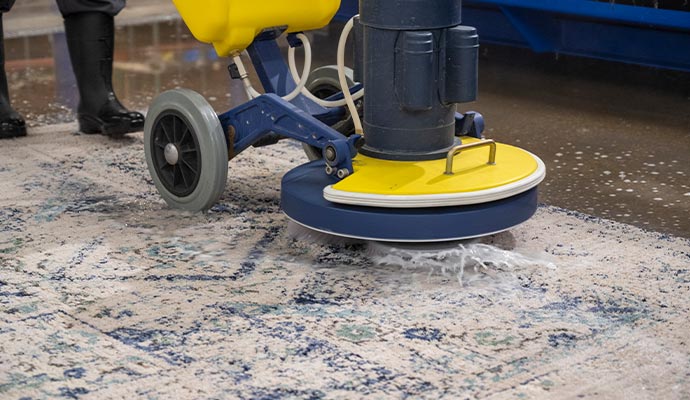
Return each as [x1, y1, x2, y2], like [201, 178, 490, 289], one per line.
[287, 18, 364, 114]
[288, 37, 364, 108]
[234, 19, 364, 135]
[232, 54, 262, 99]
[234, 33, 312, 101]
[337, 17, 363, 134]
[283, 33, 312, 101]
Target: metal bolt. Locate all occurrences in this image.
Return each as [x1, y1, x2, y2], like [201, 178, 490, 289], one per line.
[325, 165, 334, 175]
[324, 146, 336, 162]
[336, 169, 349, 179]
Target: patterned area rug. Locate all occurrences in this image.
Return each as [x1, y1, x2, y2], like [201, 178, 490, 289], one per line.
[1, 124, 689, 399]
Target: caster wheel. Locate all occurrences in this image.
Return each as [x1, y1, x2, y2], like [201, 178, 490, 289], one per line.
[302, 65, 357, 161]
[144, 88, 228, 211]
[307, 65, 355, 99]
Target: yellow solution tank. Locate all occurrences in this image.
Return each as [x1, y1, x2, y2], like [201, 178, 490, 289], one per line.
[173, 0, 341, 56]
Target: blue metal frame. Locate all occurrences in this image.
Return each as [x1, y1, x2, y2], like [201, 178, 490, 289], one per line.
[216, 32, 361, 176]
[335, 0, 690, 72]
[217, 94, 360, 173]
[245, 31, 346, 126]
[335, 0, 359, 23]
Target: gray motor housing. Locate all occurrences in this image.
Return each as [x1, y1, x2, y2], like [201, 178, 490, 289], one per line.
[355, 0, 478, 161]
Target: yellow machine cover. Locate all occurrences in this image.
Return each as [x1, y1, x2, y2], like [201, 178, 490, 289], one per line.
[323, 137, 545, 208]
[173, 0, 341, 56]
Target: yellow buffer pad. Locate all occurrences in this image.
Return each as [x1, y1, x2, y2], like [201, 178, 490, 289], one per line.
[330, 137, 541, 200]
[173, 0, 341, 56]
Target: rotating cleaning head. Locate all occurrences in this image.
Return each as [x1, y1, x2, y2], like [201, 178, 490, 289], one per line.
[281, 0, 545, 242]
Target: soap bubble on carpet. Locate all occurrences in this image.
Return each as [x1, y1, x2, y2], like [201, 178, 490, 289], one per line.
[366, 240, 556, 286]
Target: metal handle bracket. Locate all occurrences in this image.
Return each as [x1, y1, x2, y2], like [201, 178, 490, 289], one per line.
[444, 139, 496, 175]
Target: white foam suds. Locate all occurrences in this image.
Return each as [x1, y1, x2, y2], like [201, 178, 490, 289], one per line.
[367, 241, 555, 285]
[287, 222, 556, 286]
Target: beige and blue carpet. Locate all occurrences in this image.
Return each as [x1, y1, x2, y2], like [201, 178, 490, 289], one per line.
[1, 124, 689, 399]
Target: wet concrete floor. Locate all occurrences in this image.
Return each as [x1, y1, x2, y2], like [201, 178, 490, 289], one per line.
[2, 7, 689, 238]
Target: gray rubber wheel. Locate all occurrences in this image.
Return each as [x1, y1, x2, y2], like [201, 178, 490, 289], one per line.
[307, 65, 355, 99]
[144, 88, 228, 211]
[302, 65, 356, 161]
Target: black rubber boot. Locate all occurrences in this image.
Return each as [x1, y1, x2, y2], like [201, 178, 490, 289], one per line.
[0, 14, 26, 139]
[64, 12, 144, 135]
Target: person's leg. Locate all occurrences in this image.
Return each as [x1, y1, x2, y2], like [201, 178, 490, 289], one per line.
[57, 0, 144, 135]
[0, 0, 27, 139]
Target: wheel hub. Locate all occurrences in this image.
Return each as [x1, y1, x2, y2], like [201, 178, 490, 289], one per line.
[150, 111, 202, 197]
[164, 143, 180, 165]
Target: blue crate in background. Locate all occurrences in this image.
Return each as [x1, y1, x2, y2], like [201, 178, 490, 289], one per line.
[335, 0, 690, 72]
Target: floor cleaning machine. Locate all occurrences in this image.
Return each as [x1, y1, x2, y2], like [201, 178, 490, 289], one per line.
[144, 0, 545, 242]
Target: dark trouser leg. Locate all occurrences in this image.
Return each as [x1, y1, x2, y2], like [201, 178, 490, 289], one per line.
[0, 4, 27, 139]
[56, 0, 125, 17]
[60, 0, 144, 135]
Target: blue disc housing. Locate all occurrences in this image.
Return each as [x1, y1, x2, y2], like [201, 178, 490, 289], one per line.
[281, 161, 539, 242]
